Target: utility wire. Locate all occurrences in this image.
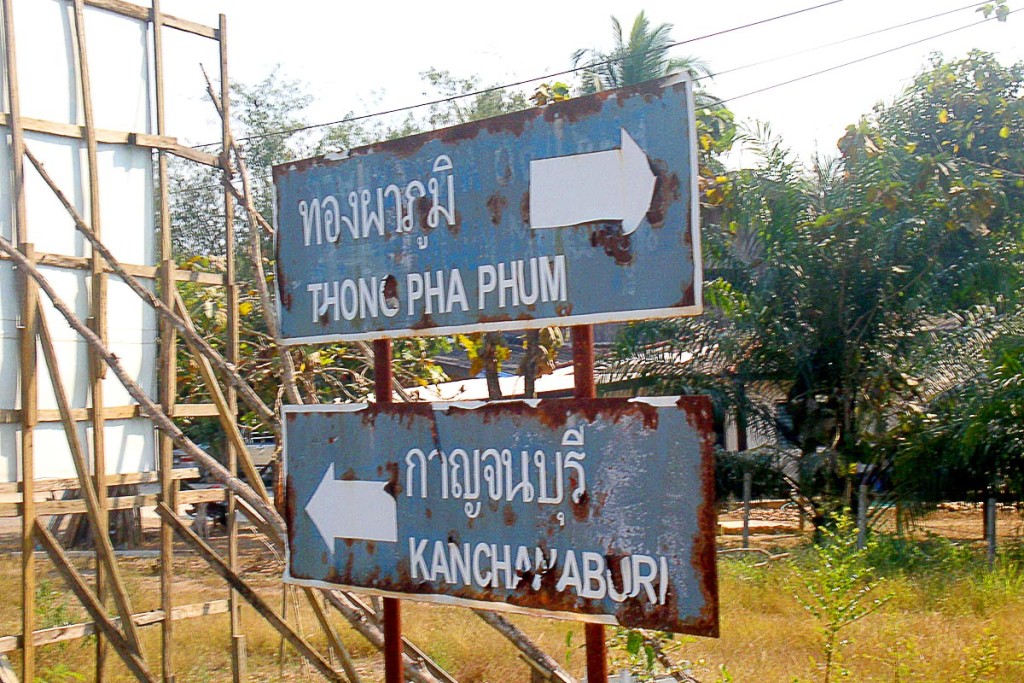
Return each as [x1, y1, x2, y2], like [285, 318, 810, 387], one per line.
[723, 8, 1017, 103]
[191, 0, 844, 148]
[709, 0, 991, 81]
[170, 5, 1016, 199]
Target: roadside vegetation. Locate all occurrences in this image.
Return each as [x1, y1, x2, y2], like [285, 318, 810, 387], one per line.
[23, 4, 1018, 682]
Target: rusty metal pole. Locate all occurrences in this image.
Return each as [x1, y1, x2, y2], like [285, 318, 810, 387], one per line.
[572, 325, 606, 683]
[374, 339, 403, 683]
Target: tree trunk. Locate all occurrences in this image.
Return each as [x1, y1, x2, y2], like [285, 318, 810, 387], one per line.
[523, 329, 540, 398]
[484, 332, 503, 399]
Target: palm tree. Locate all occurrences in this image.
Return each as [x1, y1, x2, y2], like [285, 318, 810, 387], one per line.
[572, 11, 712, 93]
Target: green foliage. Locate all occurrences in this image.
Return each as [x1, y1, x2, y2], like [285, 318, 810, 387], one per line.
[572, 11, 711, 93]
[955, 630, 1024, 683]
[610, 627, 702, 681]
[35, 579, 73, 630]
[420, 68, 530, 128]
[34, 663, 85, 683]
[613, 51, 1024, 511]
[790, 514, 891, 682]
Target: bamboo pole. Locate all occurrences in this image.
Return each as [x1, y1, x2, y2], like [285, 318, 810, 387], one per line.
[34, 522, 157, 683]
[0, 234, 287, 539]
[17, 244, 38, 683]
[155, 504, 344, 682]
[21, 147, 279, 433]
[218, 16, 246, 681]
[149, 0, 177, 678]
[199, 68, 303, 404]
[3, 1, 35, 676]
[36, 303, 146, 657]
[171, 292, 269, 502]
[69, 3, 112, 674]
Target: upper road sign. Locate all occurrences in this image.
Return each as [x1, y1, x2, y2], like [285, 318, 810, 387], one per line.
[273, 75, 700, 343]
[282, 397, 718, 635]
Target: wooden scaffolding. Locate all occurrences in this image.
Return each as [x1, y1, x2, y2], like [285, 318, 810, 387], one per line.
[0, 2, 585, 682]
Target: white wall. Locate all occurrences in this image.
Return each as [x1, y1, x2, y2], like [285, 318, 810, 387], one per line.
[0, 0, 157, 481]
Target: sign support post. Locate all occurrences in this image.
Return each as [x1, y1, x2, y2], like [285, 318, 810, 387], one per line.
[571, 324, 607, 683]
[373, 339, 404, 683]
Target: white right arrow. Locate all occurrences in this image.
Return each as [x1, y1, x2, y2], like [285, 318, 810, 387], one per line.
[305, 463, 398, 550]
[529, 128, 657, 236]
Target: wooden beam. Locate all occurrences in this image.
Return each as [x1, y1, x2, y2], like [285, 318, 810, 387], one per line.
[1, 405, 141, 424]
[22, 146, 279, 436]
[83, 0, 218, 38]
[68, 5, 113, 673]
[33, 522, 158, 683]
[37, 301, 146, 660]
[155, 504, 344, 682]
[163, 141, 220, 168]
[0, 235, 286, 538]
[0, 467, 199, 495]
[0, 600, 230, 654]
[173, 292, 269, 502]
[171, 403, 221, 418]
[0, 487, 227, 518]
[217, 17, 247, 682]
[0, 250, 225, 285]
[0, 403, 224, 423]
[4, 1, 34, 677]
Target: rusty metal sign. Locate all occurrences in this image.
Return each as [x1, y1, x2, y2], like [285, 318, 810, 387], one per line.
[272, 74, 700, 344]
[282, 397, 718, 635]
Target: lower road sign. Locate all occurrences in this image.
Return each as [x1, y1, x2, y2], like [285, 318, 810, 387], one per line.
[283, 397, 718, 635]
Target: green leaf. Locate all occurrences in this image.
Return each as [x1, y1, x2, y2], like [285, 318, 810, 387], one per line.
[626, 629, 643, 655]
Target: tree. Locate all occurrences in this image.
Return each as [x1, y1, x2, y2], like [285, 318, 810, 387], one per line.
[169, 69, 451, 451]
[608, 51, 1024, 516]
[572, 11, 711, 94]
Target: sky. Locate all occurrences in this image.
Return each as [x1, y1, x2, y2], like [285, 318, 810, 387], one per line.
[156, 0, 1024, 166]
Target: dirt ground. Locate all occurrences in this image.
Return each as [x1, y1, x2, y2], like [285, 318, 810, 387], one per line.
[0, 503, 1021, 682]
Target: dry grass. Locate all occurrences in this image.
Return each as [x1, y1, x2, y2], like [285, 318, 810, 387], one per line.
[0, 508, 1021, 682]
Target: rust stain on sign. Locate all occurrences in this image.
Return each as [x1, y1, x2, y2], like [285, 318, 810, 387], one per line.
[273, 74, 701, 344]
[282, 397, 718, 635]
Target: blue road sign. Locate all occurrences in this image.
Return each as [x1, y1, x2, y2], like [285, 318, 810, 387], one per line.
[282, 397, 718, 635]
[273, 75, 700, 343]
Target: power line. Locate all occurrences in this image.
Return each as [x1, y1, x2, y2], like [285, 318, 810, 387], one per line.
[168, 4, 1018, 200]
[710, 0, 991, 81]
[722, 8, 1017, 104]
[191, 0, 845, 149]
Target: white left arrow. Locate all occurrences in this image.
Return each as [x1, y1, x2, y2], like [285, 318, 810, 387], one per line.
[305, 463, 398, 548]
[529, 128, 657, 236]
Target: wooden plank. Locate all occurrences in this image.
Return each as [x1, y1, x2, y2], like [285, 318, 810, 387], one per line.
[37, 302, 146, 663]
[152, 3, 177, 678]
[171, 403, 220, 418]
[155, 504, 343, 682]
[0, 467, 199, 494]
[0, 112, 179, 149]
[165, 142, 220, 168]
[83, 0, 219, 39]
[4, 0, 33, 675]
[0, 487, 226, 518]
[0, 250, 224, 284]
[172, 268, 226, 285]
[173, 293, 269, 502]
[0, 600, 230, 654]
[0, 405, 141, 424]
[217, 18, 246, 683]
[68, 6, 112, 675]
[33, 522, 158, 683]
